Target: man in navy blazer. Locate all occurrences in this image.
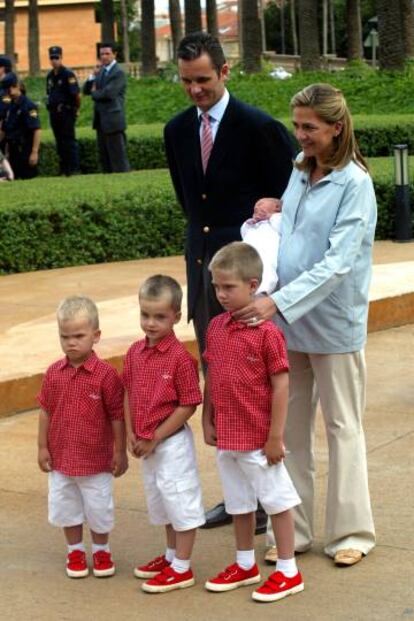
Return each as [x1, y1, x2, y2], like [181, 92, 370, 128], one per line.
[164, 32, 295, 529]
[165, 32, 294, 361]
[83, 42, 129, 173]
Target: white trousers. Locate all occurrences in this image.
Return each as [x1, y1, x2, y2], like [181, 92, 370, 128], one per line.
[267, 350, 375, 557]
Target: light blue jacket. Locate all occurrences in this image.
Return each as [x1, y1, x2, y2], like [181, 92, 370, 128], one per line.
[273, 156, 377, 354]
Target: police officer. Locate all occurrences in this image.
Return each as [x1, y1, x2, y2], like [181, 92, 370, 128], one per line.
[0, 56, 13, 149]
[1, 73, 41, 180]
[46, 46, 80, 175]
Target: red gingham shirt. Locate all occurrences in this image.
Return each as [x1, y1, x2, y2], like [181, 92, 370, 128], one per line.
[122, 332, 202, 439]
[204, 312, 289, 451]
[37, 351, 124, 476]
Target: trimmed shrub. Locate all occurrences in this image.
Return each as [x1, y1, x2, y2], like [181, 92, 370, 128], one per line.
[0, 162, 412, 274]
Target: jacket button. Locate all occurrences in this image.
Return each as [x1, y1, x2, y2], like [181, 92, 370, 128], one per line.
[196, 259, 202, 264]
[201, 193, 207, 200]
[203, 226, 210, 233]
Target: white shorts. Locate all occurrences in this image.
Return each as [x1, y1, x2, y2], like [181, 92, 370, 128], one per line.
[216, 449, 301, 515]
[48, 471, 114, 534]
[141, 425, 205, 531]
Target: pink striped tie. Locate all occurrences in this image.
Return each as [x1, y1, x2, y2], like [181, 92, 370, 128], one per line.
[201, 112, 213, 174]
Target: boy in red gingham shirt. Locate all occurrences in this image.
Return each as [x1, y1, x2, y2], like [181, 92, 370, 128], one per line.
[37, 296, 127, 579]
[122, 275, 205, 594]
[202, 242, 304, 603]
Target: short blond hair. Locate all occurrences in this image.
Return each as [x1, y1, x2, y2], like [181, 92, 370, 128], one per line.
[209, 242, 263, 282]
[139, 274, 183, 312]
[291, 83, 368, 173]
[57, 295, 99, 329]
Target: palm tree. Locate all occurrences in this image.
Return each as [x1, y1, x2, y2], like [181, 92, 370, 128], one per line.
[141, 0, 157, 75]
[206, 0, 218, 38]
[346, 0, 363, 61]
[290, 0, 298, 56]
[120, 0, 130, 63]
[4, 0, 15, 64]
[298, 0, 320, 70]
[169, 0, 183, 60]
[28, 0, 40, 76]
[400, 0, 414, 58]
[184, 0, 202, 35]
[101, 0, 115, 42]
[377, 0, 405, 70]
[241, 0, 262, 73]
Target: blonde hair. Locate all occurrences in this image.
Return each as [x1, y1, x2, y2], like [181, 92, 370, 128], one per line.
[57, 295, 99, 329]
[291, 83, 368, 173]
[139, 274, 183, 312]
[209, 242, 263, 282]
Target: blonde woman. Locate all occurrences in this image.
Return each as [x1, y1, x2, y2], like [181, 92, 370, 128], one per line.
[235, 83, 376, 567]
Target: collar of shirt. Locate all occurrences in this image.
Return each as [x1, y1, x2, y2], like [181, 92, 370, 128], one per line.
[197, 88, 230, 141]
[298, 154, 349, 188]
[56, 350, 98, 373]
[222, 311, 252, 331]
[137, 331, 178, 354]
[104, 60, 117, 74]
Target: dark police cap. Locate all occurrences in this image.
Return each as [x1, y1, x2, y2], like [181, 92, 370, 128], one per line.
[49, 46, 63, 58]
[2, 72, 18, 88]
[0, 56, 12, 70]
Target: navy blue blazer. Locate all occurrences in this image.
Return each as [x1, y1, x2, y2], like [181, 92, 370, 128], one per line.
[164, 95, 295, 319]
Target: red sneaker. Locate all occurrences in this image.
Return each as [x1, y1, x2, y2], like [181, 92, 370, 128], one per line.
[66, 549, 89, 578]
[141, 566, 195, 593]
[252, 570, 304, 602]
[92, 550, 115, 577]
[205, 563, 261, 592]
[134, 554, 171, 579]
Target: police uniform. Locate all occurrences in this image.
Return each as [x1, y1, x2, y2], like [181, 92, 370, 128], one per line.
[46, 46, 80, 175]
[3, 77, 41, 180]
[0, 56, 13, 151]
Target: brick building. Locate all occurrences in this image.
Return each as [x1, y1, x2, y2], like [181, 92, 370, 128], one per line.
[0, 0, 101, 71]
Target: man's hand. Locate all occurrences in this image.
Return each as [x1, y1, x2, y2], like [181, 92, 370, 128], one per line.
[38, 447, 52, 472]
[111, 451, 128, 477]
[263, 437, 285, 465]
[135, 438, 158, 459]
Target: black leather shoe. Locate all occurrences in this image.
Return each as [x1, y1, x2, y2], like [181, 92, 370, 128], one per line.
[200, 502, 232, 529]
[255, 505, 268, 535]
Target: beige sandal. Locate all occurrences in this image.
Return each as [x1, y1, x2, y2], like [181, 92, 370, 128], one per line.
[334, 548, 363, 566]
[264, 546, 278, 564]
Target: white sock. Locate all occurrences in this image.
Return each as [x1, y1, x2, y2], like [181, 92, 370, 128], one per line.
[171, 557, 191, 574]
[67, 542, 85, 553]
[276, 557, 297, 577]
[92, 543, 110, 554]
[165, 547, 176, 563]
[236, 549, 255, 571]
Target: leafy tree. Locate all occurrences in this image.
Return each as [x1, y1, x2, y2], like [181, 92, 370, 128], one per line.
[28, 0, 40, 76]
[241, 0, 262, 72]
[184, 0, 202, 34]
[141, 0, 157, 75]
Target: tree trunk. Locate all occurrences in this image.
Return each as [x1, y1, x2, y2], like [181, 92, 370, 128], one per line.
[290, 0, 298, 56]
[329, 0, 336, 55]
[169, 0, 182, 61]
[141, 0, 157, 75]
[184, 0, 202, 35]
[322, 0, 328, 55]
[5, 0, 15, 64]
[238, 0, 243, 59]
[120, 0, 130, 63]
[101, 0, 115, 43]
[28, 0, 40, 76]
[241, 0, 262, 72]
[377, 0, 405, 70]
[346, 0, 363, 61]
[298, 0, 320, 70]
[400, 0, 414, 58]
[206, 0, 218, 38]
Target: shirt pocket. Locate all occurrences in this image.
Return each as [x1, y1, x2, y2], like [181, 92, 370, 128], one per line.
[236, 350, 267, 386]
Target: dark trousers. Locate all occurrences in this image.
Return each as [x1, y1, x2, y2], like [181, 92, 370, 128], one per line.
[49, 109, 79, 175]
[96, 129, 130, 173]
[7, 140, 38, 180]
[192, 257, 223, 375]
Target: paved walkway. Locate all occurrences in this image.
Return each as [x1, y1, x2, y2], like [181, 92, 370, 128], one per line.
[1, 324, 413, 620]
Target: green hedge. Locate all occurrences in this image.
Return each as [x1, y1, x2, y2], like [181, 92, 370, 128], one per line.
[0, 161, 412, 274]
[38, 115, 414, 176]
